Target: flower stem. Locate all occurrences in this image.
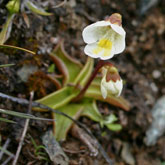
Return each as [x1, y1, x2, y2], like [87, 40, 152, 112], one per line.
[72, 60, 113, 102]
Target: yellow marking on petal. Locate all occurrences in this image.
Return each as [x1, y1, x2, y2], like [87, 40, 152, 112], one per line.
[93, 39, 112, 57]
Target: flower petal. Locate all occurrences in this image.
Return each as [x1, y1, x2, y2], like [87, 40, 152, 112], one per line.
[113, 34, 125, 54]
[101, 81, 108, 99]
[82, 21, 111, 44]
[100, 45, 115, 60]
[84, 40, 115, 60]
[114, 80, 123, 96]
[84, 43, 101, 58]
[107, 81, 117, 94]
[101, 67, 108, 76]
[111, 24, 126, 36]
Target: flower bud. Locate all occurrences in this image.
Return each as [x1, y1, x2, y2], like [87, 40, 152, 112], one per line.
[105, 13, 122, 26]
[101, 66, 123, 99]
[6, 0, 20, 14]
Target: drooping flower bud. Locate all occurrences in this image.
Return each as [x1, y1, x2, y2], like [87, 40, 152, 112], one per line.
[101, 66, 123, 99]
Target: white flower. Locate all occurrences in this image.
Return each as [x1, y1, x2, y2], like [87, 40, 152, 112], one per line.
[82, 13, 126, 60]
[100, 67, 123, 99]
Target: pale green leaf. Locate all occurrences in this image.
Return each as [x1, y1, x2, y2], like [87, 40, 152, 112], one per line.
[36, 86, 79, 110]
[47, 64, 55, 73]
[105, 123, 122, 131]
[100, 114, 118, 128]
[74, 57, 94, 86]
[52, 104, 83, 141]
[103, 114, 118, 124]
[50, 41, 82, 84]
[81, 100, 102, 122]
[0, 14, 14, 44]
[82, 101, 121, 131]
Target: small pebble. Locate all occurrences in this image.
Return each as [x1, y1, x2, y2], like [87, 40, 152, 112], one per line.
[150, 82, 158, 93]
[50, 37, 59, 44]
[132, 20, 138, 26]
[152, 70, 161, 79]
[17, 64, 38, 82]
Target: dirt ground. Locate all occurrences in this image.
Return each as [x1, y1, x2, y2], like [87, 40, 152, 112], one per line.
[0, 0, 165, 164]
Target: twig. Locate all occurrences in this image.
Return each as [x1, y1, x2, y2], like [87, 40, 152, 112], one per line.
[71, 124, 98, 156]
[2, 156, 13, 165]
[12, 91, 34, 165]
[63, 148, 86, 154]
[0, 92, 114, 164]
[76, 10, 98, 22]
[52, 0, 67, 8]
[0, 92, 87, 124]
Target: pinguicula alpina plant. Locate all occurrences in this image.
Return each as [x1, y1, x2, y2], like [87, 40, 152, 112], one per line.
[34, 13, 129, 141]
[0, 11, 129, 165]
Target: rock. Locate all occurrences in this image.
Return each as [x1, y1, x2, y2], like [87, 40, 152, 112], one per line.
[17, 64, 38, 82]
[152, 70, 161, 79]
[121, 142, 135, 165]
[42, 130, 69, 165]
[150, 82, 158, 93]
[139, 0, 160, 15]
[145, 96, 165, 146]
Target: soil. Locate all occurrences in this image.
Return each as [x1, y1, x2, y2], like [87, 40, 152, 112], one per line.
[0, 0, 165, 164]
